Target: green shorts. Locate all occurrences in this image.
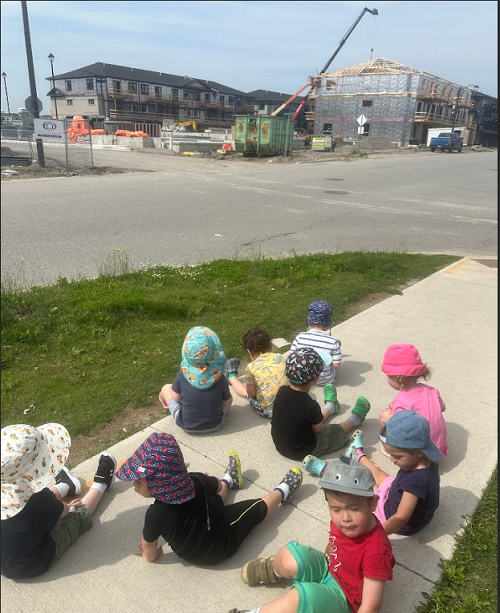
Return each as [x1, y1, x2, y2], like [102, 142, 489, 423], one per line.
[51, 506, 93, 564]
[312, 424, 350, 457]
[287, 541, 350, 613]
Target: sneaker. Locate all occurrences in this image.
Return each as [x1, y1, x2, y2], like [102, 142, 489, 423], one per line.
[351, 397, 371, 423]
[302, 454, 327, 477]
[241, 555, 280, 586]
[94, 453, 117, 490]
[324, 383, 340, 415]
[278, 467, 303, 504]
[225, 450, 243, 489]
[224, 357, 240, 378]
[345, 429, 364, 460]
[55, 467, 82, 497]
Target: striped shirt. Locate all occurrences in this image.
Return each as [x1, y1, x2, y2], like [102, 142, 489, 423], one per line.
[291, 329, 342, 386]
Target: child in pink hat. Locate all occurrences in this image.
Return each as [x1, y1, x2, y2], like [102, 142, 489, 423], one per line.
[379, 344, 448, 457]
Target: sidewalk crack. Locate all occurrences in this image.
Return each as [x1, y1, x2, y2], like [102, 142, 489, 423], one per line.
[395, 561, 436, 584]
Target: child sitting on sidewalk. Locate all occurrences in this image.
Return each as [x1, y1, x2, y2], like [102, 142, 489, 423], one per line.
[271, 347, 370, 461]
[1, 423, 116, 579]
[229, 457, 395, 613]
[290, 300, 342, 386]
[224, 327, 287, 419]
[304, 410, 442, 536]
[379, 343, 448, 457]
[116, 432, 303, 566]
[159, 326, 233, 433]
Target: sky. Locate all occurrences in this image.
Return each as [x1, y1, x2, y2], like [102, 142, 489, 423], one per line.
[0, 0, 498, 113]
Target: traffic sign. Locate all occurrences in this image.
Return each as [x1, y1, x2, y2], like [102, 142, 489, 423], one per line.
[357, 114, 367, 126]
[24, 96, 43, 114]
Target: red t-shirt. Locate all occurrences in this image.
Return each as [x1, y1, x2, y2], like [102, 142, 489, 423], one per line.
[327, 518, 395, 612]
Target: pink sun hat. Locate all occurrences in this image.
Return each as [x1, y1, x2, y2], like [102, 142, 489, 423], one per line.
[381, 344, 427, 377]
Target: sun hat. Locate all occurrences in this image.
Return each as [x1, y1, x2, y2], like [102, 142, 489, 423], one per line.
[319, 456, 375, 497]
[381, 344, 427, 377]
[285, 347, 332, 385]
[1, 423, 71, 520]
[306, 300, 333, 327]
[116, 432, 195, 504]
[180, 326, 226, 390]
[386, 410, 441, 463]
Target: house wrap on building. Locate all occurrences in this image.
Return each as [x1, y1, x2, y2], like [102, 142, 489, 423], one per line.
[308, 57, 496, 146]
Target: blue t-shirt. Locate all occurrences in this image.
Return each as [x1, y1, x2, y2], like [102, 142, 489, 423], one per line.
[172, 370, 231, 431]
[385, 462, 440, 535]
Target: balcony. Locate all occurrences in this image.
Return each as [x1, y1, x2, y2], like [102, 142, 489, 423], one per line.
[413, 111, 476, 128]
[305, 111, 315, 121]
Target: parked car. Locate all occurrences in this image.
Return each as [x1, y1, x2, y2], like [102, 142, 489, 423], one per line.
[429, 132, 463, 153]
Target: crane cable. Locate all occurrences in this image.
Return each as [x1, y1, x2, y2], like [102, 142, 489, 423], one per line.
[370, 13, 378, 60]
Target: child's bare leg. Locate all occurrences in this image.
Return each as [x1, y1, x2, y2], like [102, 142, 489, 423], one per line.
[72, 487, 104, 516]
[358, 455, 390, 487]
[159, 383, 174, 404]
[261, 490, 284, 516]
[217, 478, 229, 502]
[228, 376, 247, 399]
[50, 486, 63, 500]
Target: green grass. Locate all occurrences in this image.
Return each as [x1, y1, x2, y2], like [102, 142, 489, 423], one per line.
[1, 251, 457, 435]
[417, 467, 498, 613]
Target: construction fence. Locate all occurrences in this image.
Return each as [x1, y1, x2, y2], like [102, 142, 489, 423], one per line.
[1, 117, 94, 172]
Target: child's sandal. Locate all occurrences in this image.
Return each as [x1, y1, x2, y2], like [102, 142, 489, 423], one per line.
[302, 454, 326, 477]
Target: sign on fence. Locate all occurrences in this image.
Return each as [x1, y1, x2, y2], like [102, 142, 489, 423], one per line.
[34, 119, 65, 140]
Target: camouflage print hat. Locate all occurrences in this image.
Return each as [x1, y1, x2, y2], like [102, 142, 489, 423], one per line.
[1, 423, 71, 520]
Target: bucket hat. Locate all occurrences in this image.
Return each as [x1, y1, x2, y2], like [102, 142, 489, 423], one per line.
[386, 410, 441, 463]
[319, 456, 375, 497]
[1, 423, 71, 520]
[116, 432, 195, 504]
[306, 300, 333, 327]
[285, 347, 332, 385]
[381, 344, 427, 377]
[180, 326, 225, 390]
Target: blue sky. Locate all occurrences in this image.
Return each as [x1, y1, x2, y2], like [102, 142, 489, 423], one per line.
[1, 0, 497, 113]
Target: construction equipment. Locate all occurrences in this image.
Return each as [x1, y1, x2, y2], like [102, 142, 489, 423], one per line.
[271, 7, 378, 119]
[173, 120, 198, 131]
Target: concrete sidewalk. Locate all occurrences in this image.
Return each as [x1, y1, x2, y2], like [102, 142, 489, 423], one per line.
[1, 258, 497, 613]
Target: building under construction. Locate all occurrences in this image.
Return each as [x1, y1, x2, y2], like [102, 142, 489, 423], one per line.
[308, 57, 487, 146]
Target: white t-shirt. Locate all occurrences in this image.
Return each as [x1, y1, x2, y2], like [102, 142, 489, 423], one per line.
[291, 329, 342, 386]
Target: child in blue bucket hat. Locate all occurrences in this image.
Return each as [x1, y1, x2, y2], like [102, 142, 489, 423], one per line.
[116, 433, 303, 566]
[159, 326, 233, 433]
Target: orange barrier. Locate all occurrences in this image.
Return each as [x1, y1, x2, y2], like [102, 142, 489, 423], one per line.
[91, 129, 106, 135]
[66, 115, 90, 143]
[115, 130, 149, 137]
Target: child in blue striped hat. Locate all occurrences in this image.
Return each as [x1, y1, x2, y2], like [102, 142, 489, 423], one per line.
[159, 326, 233, 433]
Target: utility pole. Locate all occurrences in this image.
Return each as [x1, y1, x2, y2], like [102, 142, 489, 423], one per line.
[21, 0, 45, 167]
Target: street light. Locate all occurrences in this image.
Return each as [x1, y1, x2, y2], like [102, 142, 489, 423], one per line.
[48, 53, 58, 118]
[451, 83, 479, 134]
[1, 71, 11, 114]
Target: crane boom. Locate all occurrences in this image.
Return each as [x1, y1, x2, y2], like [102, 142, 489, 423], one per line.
[270, 83, 311, 117]
[319, 7, 378, 75]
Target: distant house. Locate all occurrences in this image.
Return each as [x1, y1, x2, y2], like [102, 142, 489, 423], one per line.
[246, 89, 309, 128]
[46, 62, 255, 135]
[308, 57, 496, 146]
[471, 91, 497, 147]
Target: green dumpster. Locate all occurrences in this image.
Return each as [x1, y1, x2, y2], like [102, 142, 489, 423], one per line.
[234, 115, 294, 156]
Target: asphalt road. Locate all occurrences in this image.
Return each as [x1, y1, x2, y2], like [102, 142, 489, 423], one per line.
[1, 150, 497, 285]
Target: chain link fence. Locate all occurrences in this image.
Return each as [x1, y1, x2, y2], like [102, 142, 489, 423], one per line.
[1, 118, 94, 172]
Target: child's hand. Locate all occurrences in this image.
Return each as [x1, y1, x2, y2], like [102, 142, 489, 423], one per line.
[69, 499, 84, 508]
[325, 542, 333, 556]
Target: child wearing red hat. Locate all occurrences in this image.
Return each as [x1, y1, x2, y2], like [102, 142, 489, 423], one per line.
[379, 344, 448, 457]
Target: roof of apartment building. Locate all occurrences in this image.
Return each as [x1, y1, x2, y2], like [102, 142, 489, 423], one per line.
[49, 62, 252, 97]
[246, 89, 306, 103]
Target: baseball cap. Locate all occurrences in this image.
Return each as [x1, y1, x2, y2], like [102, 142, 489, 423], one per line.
[386, 410, 441, 463]
[381, 344, 427, 377]
[285, 347, 331, 385]
[116, 432, 195, 504]
[319, 456, 375, 497]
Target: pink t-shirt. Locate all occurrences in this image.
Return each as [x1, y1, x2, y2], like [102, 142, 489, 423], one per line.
[392, 384, 449, 456]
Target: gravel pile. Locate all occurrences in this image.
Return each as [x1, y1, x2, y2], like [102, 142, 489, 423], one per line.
[357, 137, 398, 151]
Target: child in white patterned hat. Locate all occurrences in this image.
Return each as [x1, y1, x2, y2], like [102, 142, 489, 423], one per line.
[1, 423, 116, 579]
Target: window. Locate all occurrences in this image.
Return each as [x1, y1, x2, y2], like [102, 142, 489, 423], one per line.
[194, 92, 200, 102]
[362, 100, 373, 107]
[128, 82, 137, 92]
[140, 84, 149, 95]
[363, 122, 370, 135]
[259, 102, 266, 111]
[67, 99, 73, 106]
[155, 86, 161, 95]
[205, 93, 211, 102]
[88, 99, 95, 105]
[219, 95, 224, 104]
[228, 96, 235, 104]
[112, 80, 121, 91]
[322, 123, 332, 133]
[172, 88, 178, 99]
[65, 80, 72, 91]
[193, 109, 200, 118]
[141, 104, 149, 113]
[326, 80, 336, 90]
[86, 79, 94, 90]
[184, 90, 189, 99]
[132, 103, 138, 112]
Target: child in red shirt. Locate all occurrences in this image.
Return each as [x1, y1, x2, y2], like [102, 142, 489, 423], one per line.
[230, 457, 395, 613]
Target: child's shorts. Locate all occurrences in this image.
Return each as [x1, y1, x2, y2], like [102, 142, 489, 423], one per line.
[373, 475, 395, 524]
[287, 541, 350, 613]
[246, 394, 272, 419]
[51, 505, 93, 564]
[167, 398, 227, 434]
[311, 424, 350, 457]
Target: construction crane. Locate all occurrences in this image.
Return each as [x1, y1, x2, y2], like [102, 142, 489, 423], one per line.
[271, 7, 378, 118]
